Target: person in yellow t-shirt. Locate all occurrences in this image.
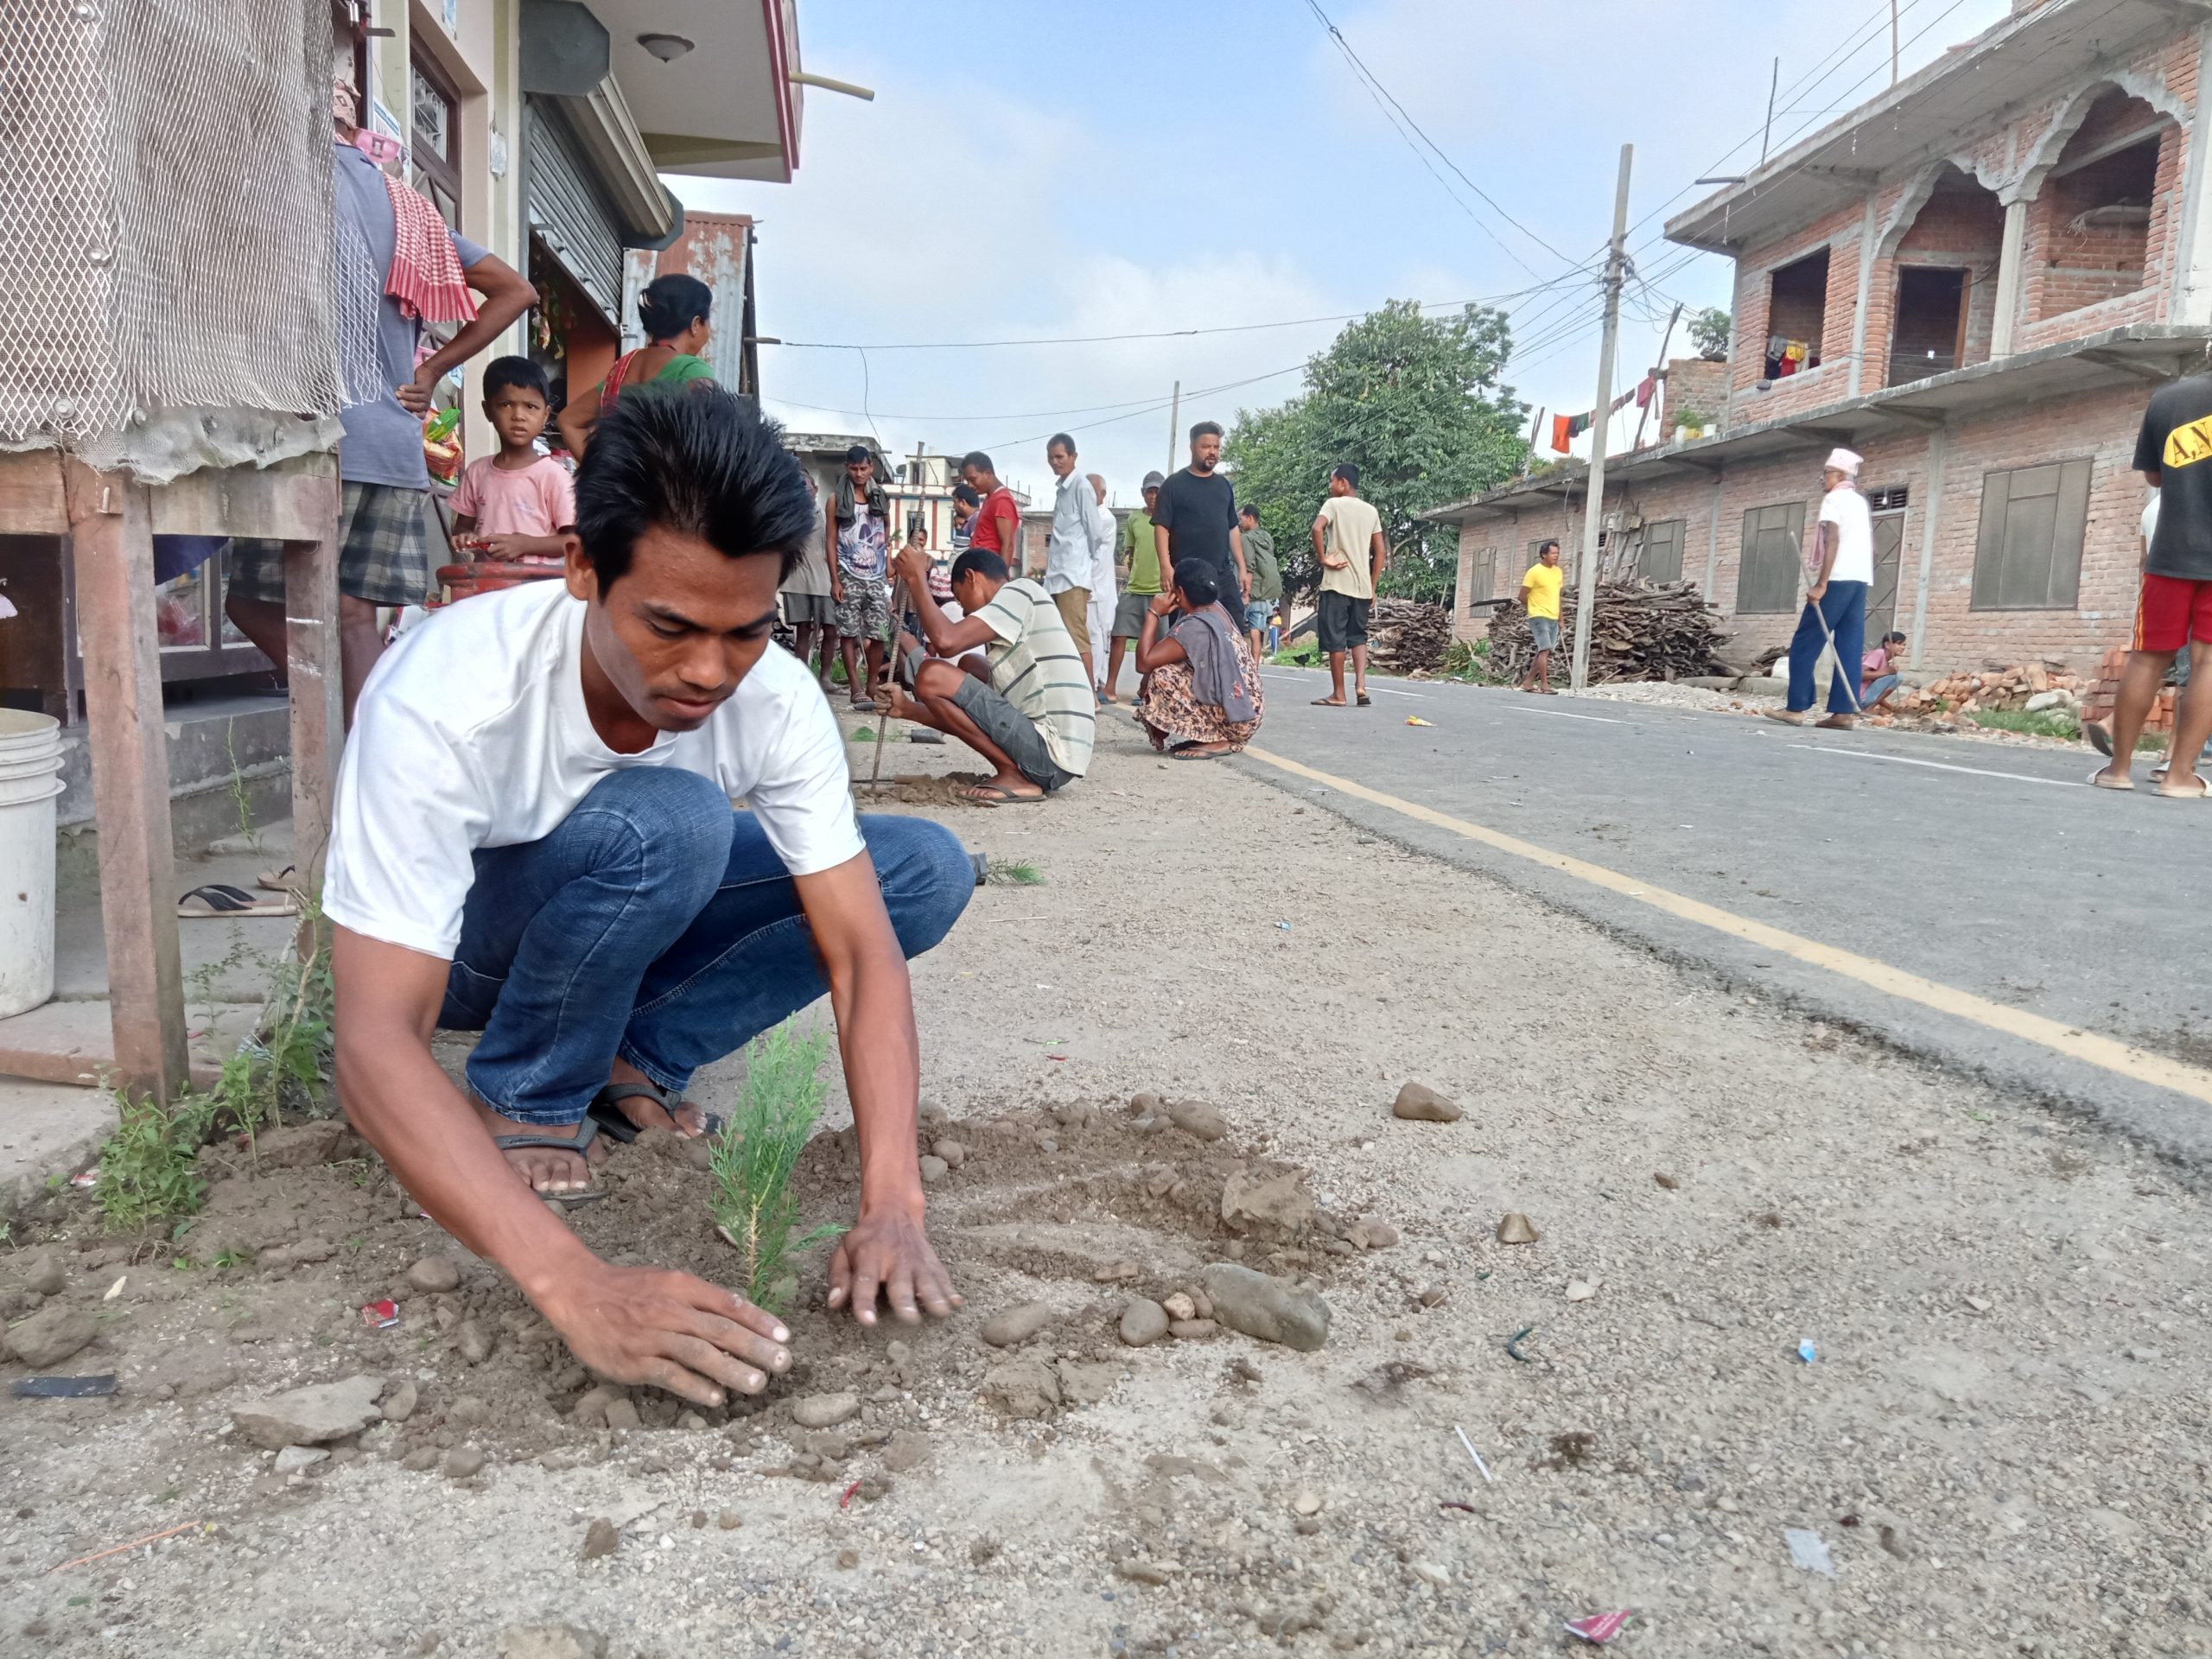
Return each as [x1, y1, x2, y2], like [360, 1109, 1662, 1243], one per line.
[1517, 540, 1565, 694]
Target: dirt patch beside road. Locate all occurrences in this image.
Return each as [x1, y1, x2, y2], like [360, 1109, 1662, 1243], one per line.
[3, 710, 2208, 1658]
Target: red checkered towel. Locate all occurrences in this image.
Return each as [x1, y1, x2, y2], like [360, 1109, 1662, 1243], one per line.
[379, 173, 478, 323]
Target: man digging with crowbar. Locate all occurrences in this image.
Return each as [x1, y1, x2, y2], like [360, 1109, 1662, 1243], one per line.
[1765, 448, 1873, 731]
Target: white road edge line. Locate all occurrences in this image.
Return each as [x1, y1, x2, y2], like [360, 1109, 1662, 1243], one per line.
[1504, 706, 1626, 724]
[1260, 671, 1427, 700]
[1792, 745, 2086, 788]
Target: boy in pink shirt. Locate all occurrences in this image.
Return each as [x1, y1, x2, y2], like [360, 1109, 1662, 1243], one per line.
[449, 357, 576, 563]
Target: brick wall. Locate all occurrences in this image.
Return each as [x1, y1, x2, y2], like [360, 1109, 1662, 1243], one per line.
[1660, 357, 1728, 437]
[1449, 381, 2156, 673]
[1727, 203, 1869, 423]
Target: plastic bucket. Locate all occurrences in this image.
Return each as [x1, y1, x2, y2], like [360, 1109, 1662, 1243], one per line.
[0, 709, 66, 1018]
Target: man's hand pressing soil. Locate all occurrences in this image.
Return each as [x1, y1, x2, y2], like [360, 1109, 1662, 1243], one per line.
[539, 1261, 792, 1407]
[828, 1205, 962, 1325]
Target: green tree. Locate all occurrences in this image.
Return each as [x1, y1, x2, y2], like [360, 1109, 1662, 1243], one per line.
[1225, 300, 1527, 602]
[1688, 307, 1732, 362]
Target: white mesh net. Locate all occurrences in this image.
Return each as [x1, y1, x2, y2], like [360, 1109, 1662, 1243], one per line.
[0, 0, 347, 461]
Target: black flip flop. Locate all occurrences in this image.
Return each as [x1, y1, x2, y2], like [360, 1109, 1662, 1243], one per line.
[177, 883, 298, 918]
[493, 1116, 606, 1205]
[1356, 692, 1373, 707]
[586, 1080, 724, 1144]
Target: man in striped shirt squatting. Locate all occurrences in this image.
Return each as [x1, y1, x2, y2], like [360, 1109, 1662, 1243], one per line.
[879, 543, 1095, 806]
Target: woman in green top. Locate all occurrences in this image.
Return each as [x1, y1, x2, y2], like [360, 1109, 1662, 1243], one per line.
[556, 274, 717, 457]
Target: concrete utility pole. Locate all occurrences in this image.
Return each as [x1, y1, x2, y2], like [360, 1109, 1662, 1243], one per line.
[1890, 0, 1901, 86]
[1166, 380, 1181, 474]
[1571, 143, 1634, 693]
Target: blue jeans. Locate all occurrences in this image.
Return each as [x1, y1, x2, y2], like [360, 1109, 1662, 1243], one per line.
[437, 768, 972, 1126]
[1787, 580, 1868, 715]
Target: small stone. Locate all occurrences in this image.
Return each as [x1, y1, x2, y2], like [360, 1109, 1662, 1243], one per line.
[836, 1548, 860, 1570]
[1391, 1082, 1463, 1122]
[791, 1391, 861, 1429]
[273, 1445, 327, 1475]
[690, 1510, 708, 1529]
[604, 1398, 640, 1432]
[1199, 1264, 1330, 1352]
[1116, 1560, 1172, 1586]
[381, 1379, 418, 1422]
[980, 1301, 1056, 1347]
[1220, 1168, 1315, 1236]
[1496, 1212, 1541, 1244]
[1294, 1516, 1321, 1536]
[1291, 1490, 1322, 1516]
[1564, 1279, 1598, 1302]
[718, 1510, 742, 1530]
[495, 1625, 607, 1659]
[232, 1375, 385, 1448]
[1416, 1284, 1447, 1308]
[1117, 1296, 1170, 1345]
[401, 1447, 441, 1472]
[881, 1430, 932, 1472]
[918, 1155, 950, 1185]
[443, 1446, 487, 1480]
[932, 1140, 967, 1168]
[582, 1517, 619, 1559]
[1128, 1091, 1163, 1116]
[677, 1411, 706, 1431]
[569, 1384, 616, 1427]
[1161, 1293, 1197, 1322]
[981, 1357, 1060, 1419]
[23, 1252, 67, 1298]
[1654, 1172, 1681, 1190]
[406, 1255, 461, 1294]
[1878, 1522, 1912, 1560]
[4, 1306, 97, 1370]
[1357, 1220, 1400, 1250]
[1964, 1294, 1993, 1313]
[1168, 1319, 1218, 1340]
[457, 1319, 494, 1364]
[1408, 1560, 1451, 1588]
[1166, 1101, 1228, 1141]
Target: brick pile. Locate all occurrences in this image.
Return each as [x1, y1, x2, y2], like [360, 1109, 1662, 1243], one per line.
[2081, 646, 2179, 734]
[1893, 660, 2088, 719]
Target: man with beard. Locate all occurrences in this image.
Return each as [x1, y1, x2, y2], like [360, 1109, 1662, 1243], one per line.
[1151, 422, 1249, 622]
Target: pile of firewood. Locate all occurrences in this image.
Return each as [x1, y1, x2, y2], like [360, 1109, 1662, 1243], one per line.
[1365, 597, 1452, 674]
[1487, 581, 1726, 684]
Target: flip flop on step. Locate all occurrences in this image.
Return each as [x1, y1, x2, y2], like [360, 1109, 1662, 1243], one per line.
[586, 1080, 725, 1144]
[493, 1116, 607, 1205]
[176, 883, 298, 918]
[257, 863, 303, 894]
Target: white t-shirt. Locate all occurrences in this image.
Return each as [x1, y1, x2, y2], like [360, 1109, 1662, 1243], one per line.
[1818, 486, 1875, 585]
[2143, 492, 2161, 546]
[326, 580, 863, 960]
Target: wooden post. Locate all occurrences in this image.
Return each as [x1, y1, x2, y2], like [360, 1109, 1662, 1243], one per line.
[63, 459, 188, 1106]
[283, 488, 344, 912]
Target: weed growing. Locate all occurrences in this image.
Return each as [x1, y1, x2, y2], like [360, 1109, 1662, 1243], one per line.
[709, 1023, 846, 1310]
[1972, 708, 2082, 741]
[987, 858, 1045, 886]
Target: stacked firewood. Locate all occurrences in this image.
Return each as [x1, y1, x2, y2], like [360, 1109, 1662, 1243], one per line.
[1365, 597, 1453, 674]
[1488, 581, 1726, 684]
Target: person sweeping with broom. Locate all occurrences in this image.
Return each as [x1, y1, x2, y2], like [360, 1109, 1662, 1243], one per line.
[1765, 448, 1872, 730]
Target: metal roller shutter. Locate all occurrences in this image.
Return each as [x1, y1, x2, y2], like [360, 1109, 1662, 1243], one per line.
[524, 99, 622, 325]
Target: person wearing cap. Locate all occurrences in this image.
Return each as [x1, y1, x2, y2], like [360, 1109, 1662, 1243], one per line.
[1766, 448, 1873, 730]
[1103, 471, 1166, 702]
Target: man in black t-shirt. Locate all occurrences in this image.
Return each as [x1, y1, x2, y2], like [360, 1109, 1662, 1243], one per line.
[2097, 373, 2212, 796]
[1151, 421, 1249, 615]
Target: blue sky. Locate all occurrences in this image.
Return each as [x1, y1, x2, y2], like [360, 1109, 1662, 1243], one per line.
[677, 0, 2012, 507]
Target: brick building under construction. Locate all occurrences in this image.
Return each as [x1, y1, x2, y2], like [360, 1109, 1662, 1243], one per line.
[1430, 0, 2212, 676]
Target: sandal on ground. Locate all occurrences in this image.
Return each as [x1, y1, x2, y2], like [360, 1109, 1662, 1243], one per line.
[177, 883, 298, 918]
[2085, 720, 2113, 759]
[586, 1080, 724, 1144]
[1171, 747, 1229, 761]
[493, 1116, 607, 1206]
[1356, 691, 1373, 707]
[963, 782, 1045, 806]
[2154, 772, 2210, 798]
[1814, 714, 1856, 729]
[2089, 768, 2136, 791]
[1311, 696, 1347, 707]
[1762, 709, 1808, 727]
[257, 863, 303, 894]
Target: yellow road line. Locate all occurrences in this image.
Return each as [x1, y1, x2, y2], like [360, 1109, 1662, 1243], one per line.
[1243, 745, 2212, 1108]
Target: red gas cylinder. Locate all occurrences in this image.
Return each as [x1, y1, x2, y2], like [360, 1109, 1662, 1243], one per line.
[436, 560, 565, 603]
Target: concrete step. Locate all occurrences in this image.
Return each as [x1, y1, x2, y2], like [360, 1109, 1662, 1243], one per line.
[52, 692, 293, 865]
[0, 1077, 118, 1211]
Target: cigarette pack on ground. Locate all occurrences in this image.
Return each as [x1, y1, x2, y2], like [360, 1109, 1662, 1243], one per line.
[1565, 1611, 1632, 1643]
[359, 1300, 400, 1330]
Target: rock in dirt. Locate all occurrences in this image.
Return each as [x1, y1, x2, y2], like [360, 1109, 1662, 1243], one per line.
[1291, 1490, 1323, 1516]
[1116, 1560, 1172, 1586]
[1654, 1171, 1682, 1190]
[497, 1626, 606, 1659]
[1391, 1082, 1463, 1123]
[1161, 1293, 1197, 1322]
[255, 1119, 348, 1168]
[456, 1319, 494, 1364]
[791, 1391, 860, 1429]
[232, 1375, 386, 1449]
[980, 1301, 1056, 1347]
[881, 1430, 932, 1473]
[273, 1445, 327, 1475]
[1564, 1279, 1598, 1302]
[1220, 1167, 1317, 1237]
[1055, 1359, 1119, 1407]
[401, 1447, 441, 1472]
[604, 1398, 640, 1432]
[836, 1548, 860, 1570]
[23, 1251, 67, 1298]
[1128, 1090, 1163, 1116]
[931, 1139, 967, 1168]
[981, 1357, 1060, 1419]
[1355, 1220, 1400, 1250]
[569, 1384, 617, 1427]
[1119, 1299, 1169, 1346]
[1199, 1264, 1331, 1352]
[406, 1255, 461, 1294]
[581, 1517, 619, 1560]
[6, 1306, 97, 1369]
[917, 1155, 949, 1185]
[1167, 1100, 1227, 1141]
[1496, 1211, 1541, 1244]
[718, 1510, 743, 1530]
[1169, 1319, 1219, 1341]
[443, 1446, 487, 1480]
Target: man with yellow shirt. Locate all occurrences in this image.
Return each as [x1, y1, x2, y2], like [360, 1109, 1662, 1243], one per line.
[1309, 462, 1387, 708]
[1517, 540, 1565, 695]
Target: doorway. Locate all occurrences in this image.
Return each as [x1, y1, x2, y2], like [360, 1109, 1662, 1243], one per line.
[1888, 266, 1968, 389]
[1869, 509, 1906, 639]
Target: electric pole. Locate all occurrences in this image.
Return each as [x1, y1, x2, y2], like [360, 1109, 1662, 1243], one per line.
[1166, 380, 1181, 474]
[1891, 0, 1901, 85]
[1570, 143, 1633, 694]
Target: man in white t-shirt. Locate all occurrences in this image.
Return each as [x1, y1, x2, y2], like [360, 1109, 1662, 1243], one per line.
[324, 391, 973, 1408]
[1766, 447, 1874, 730]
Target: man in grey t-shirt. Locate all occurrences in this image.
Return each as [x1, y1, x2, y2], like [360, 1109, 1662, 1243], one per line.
[227, 75, 533, 727]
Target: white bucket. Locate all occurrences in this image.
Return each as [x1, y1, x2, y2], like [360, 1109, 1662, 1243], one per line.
[0, 709, 66, 1019]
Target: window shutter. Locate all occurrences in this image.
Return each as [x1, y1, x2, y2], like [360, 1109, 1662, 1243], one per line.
[1970, 468, 2014, 609]
[1643, 518, 1684, 584]
[1736, 503, 1802, 613]
[1972, 461, 2091, 609]
[2047, 456, 2092, 608]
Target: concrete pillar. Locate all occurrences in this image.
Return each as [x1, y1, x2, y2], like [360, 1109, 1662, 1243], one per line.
[2168, 23, 2212, 323]
[1847, 198, 1878, 397]
[1908, 424, 1948, 670]
[1990, 198, 2029, 357]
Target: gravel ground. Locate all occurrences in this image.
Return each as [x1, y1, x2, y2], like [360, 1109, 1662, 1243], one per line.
[2, 707, 2207, 1659]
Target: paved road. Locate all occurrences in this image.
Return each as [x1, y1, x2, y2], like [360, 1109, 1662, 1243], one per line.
[1238, 665, 2212, 1161]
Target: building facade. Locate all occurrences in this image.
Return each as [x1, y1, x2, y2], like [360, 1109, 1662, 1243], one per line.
[1434, 0, 2212, 674]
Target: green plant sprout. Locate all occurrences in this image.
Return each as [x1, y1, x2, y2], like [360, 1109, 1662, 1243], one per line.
[988, 858, 1044, 887]
[709, 1022, 846, 1311]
